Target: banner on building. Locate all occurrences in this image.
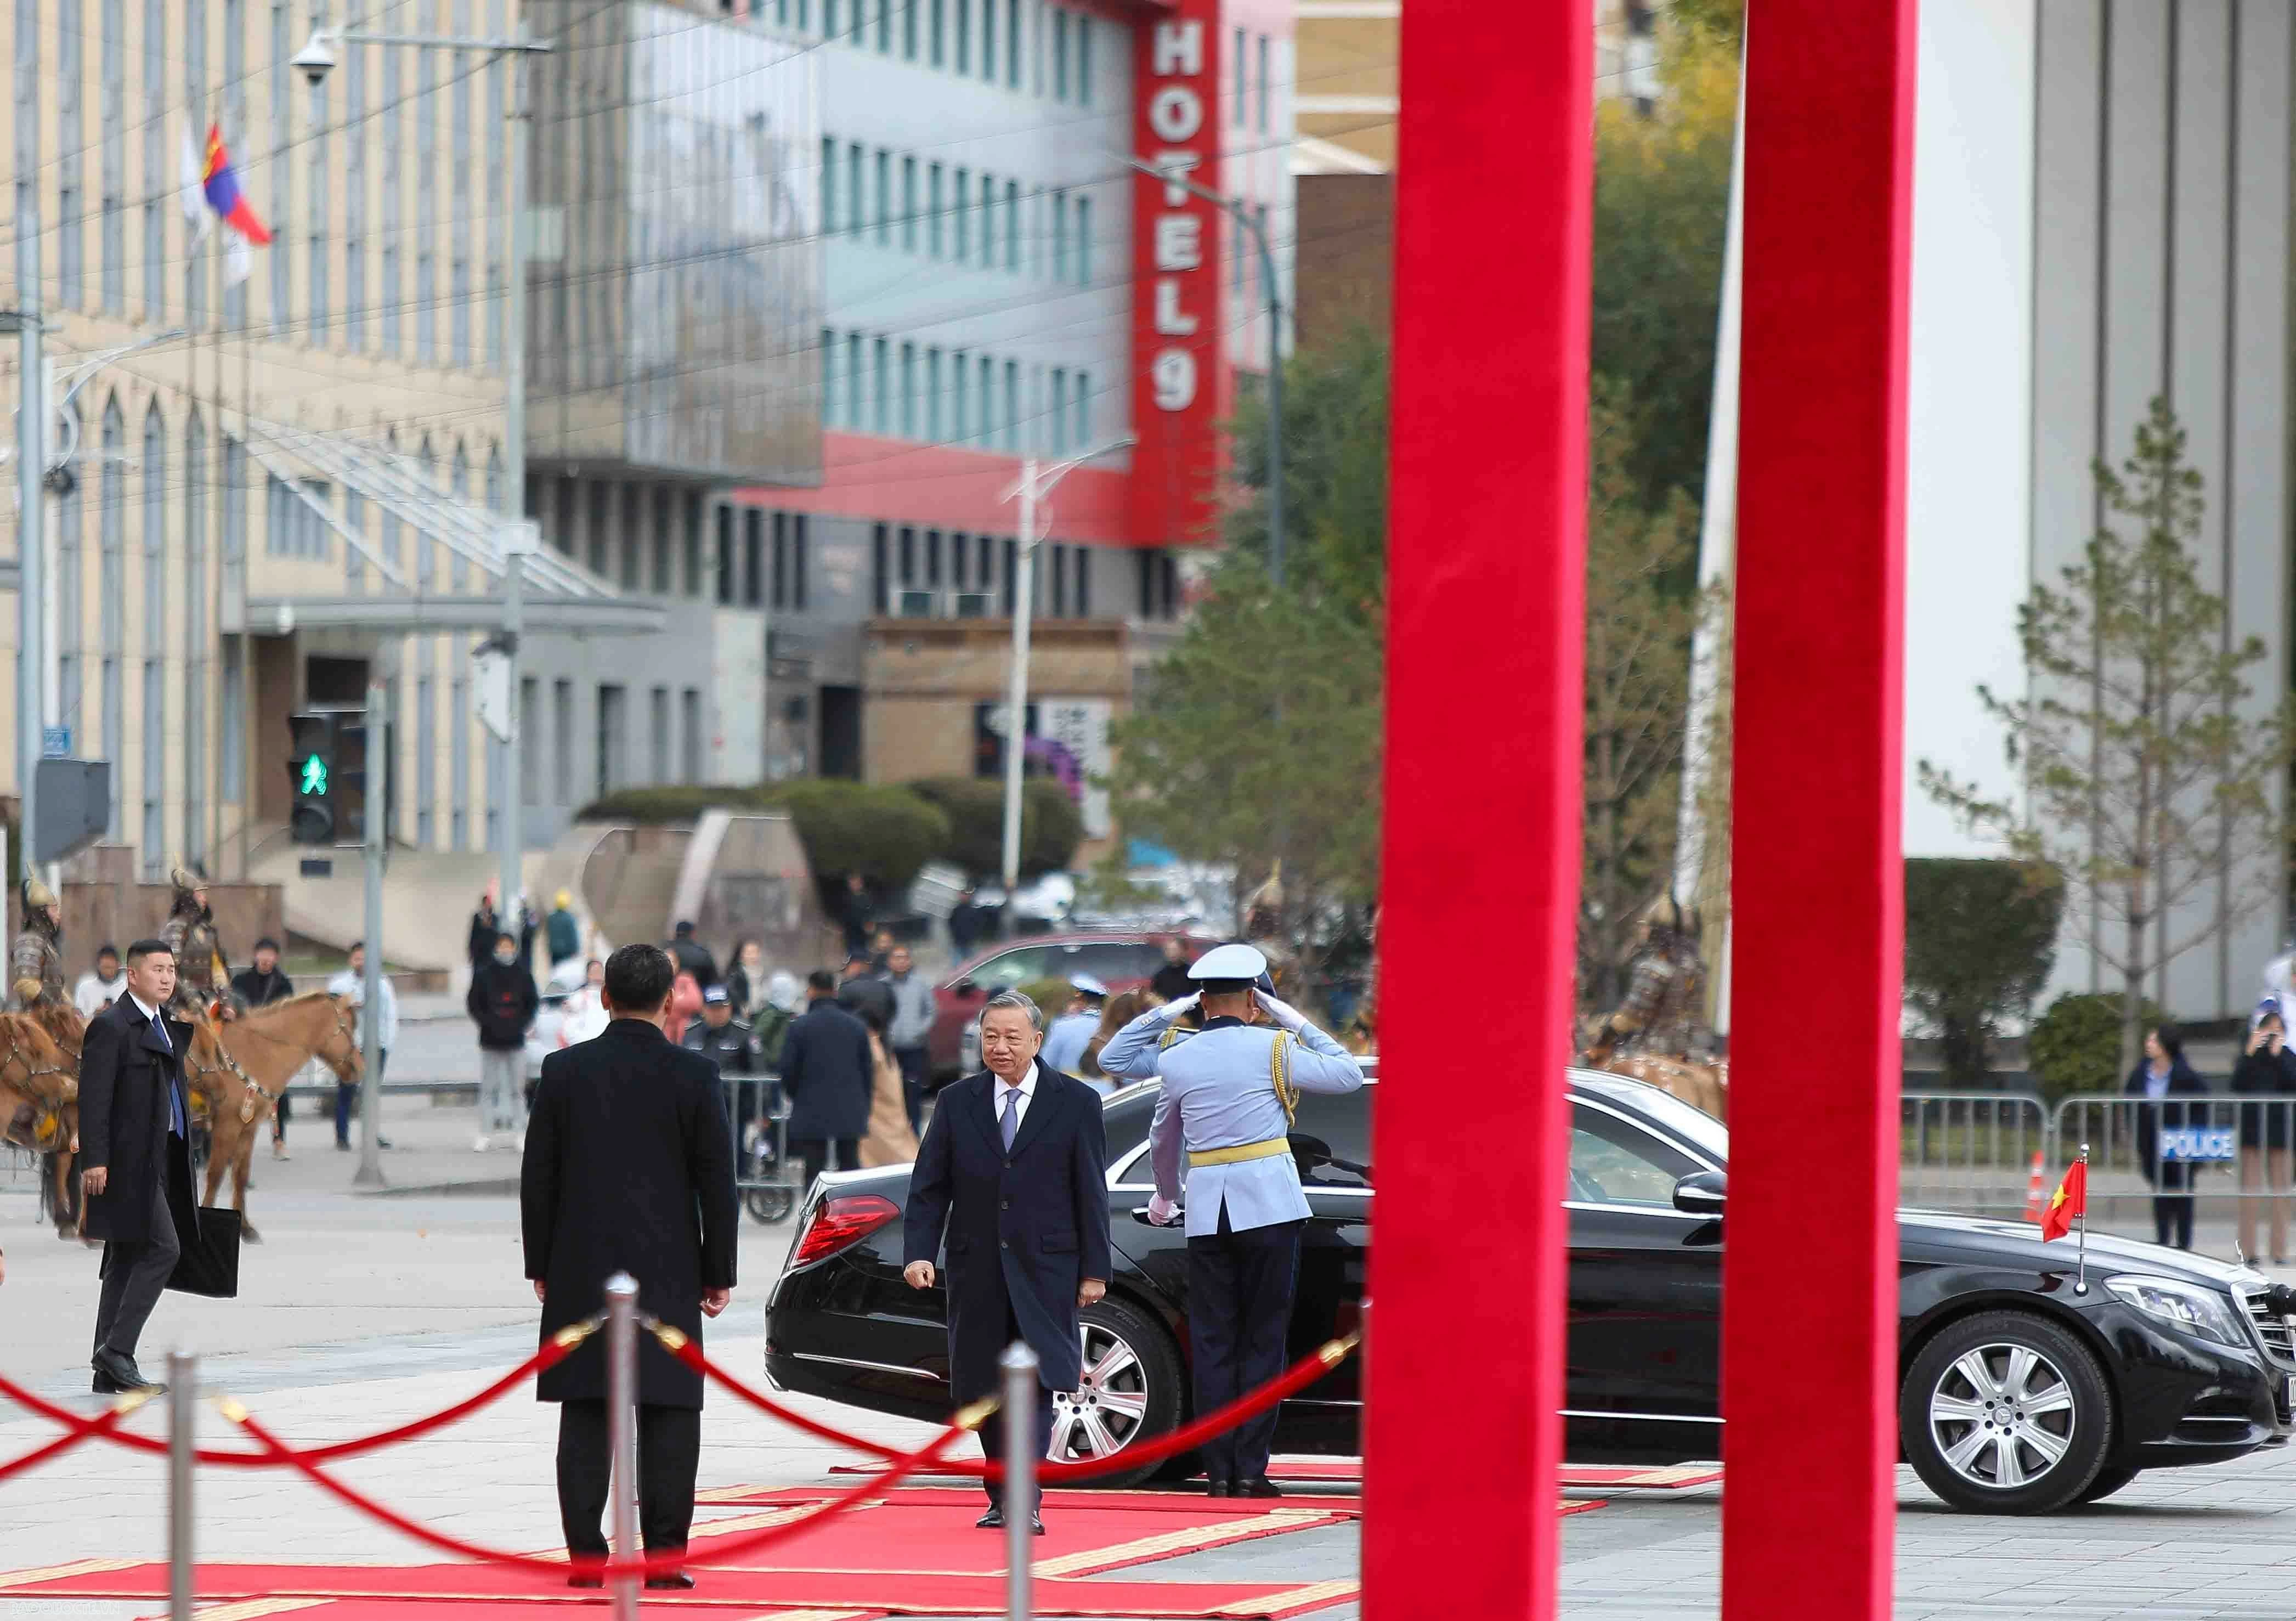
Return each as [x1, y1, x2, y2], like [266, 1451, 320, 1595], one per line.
[974, 698, 1114, 839]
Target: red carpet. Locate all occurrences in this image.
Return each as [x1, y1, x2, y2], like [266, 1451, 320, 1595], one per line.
[820, 1454, 1713, 1492]
[0, 1560, 1360, 1617]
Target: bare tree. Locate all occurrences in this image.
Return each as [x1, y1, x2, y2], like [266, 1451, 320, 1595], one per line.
[1922, 398, 2296, 1073]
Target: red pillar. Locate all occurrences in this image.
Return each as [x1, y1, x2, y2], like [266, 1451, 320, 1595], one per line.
[1722, 2, 1918, 1616]
[1365, 1, 1590, 1615]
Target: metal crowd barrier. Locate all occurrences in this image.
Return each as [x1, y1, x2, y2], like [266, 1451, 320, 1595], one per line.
[722, 1072, 804, 1224]
[1898, 1093, 2050, 1217]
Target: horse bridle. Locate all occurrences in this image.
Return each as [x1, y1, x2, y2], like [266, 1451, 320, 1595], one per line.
[195, 999, 363, 1125]
[0, 1025, 77, 1150]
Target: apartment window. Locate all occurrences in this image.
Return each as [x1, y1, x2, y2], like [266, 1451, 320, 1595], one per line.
[1051, 189, 1066, 281]
[871, 524, 890, 613]
[1076, 548, 1092, 616]
[874, 150, 891, 243]
[1005, 180, 1020, 268]
[1234, 26, 1247, 123]
[650, 687, 671, 784]
[1050, 545, 1066, 615]
[484, 8, 505, 364]
[1050, 370, 1067, 455]
[449, 0, 473, 365]
[955, 0, 969, 71]
[876, 0, 891, 49]
[950, 530, 968, 589]
[587, 484, 610, 577]
[742, 509, 764, 606]
[928, 165, 945, 257]
[977, 534, 994, 594]
[520, 676, 540, 793]
[981, 0, 996, 80]
[452, 657, 470, 849]
[596, 684, 627, 799]
[898, 526, 915, 586]
[903, 0, 917, 58]
[1076, 196, 1092, 283]
[1003, 361, 1019, 450]
[931, 0, 944, 63]
[552, 679, 574, 806]
[343, 24, 366, 347]
[875, 338, 891, 433]
[184, 414, 208, 865]
[979, 355, 996, 446]
[821, 326, 840, 425]
[772, 512, 789, 608]
[847, 142, 864, 236]
[716, 505, 736, 602]
[652, 489, 674, 592]
[1075, 369, 1091, 445]
[141, 660, 163, 877]
[683, 493, 704, 595]
[56, 0, 79, 308]
[792, 511, 808, 607]
[415, 26, 437, 362]
[900, 343, 917, 438]
[1079, 15, 1093, 104]
[620, 486, 642, 590]
[1002, 538, 1017, 614]
[977, 178, 996, 269]
[926, 348, 943, 440]
[952, 168, 969, 261]
[951, 348, 969, 441]
[680, 690, 703, 781]
[140, 0, 163, 319]
[1006, 0, 1020, 84]
[822, 0, 837, 34]
[847, 332, 866, 426]
[1257, 33, 1271, 131]
[902, 158, 919, 251]
[821, 138, 838, 233]
[380, 44, 400, 348]
[99, 0, 122, 314]
[1052, 7, 1068, 100]
[416, 663, 436, 846]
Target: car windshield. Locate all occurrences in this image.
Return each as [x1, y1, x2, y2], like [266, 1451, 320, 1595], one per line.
[1571, 1069, 1728, 1163]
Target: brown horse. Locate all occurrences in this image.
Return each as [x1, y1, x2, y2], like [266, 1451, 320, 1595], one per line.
[1586, 1050, 1730, 1122]
[0, 1013, 78, 1230]
[183, 992, 364, 1242]
[15, 1003, 87, 1235]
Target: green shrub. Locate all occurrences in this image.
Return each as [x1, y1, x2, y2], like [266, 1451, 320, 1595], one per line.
[1014, 978, 1083, 1026]
[2028, 991, 2162, 1106]
[1903, 858, 2063, 1085]
[759, 781, 952, 896]
[907, 777, 1085, 878]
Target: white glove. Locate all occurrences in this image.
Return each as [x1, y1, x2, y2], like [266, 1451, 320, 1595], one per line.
[1158, 992, 1201, 1021]
[1254, 991, 1308, 1032]
[1147, 1194, 1179, 1225]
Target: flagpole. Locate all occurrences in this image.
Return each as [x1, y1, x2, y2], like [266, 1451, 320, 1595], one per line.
[2076, 1142, 2090, 1295]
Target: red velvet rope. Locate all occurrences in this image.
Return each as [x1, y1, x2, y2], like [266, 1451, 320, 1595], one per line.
[0, 1319, 596, 1468]
[0, 1391, 157, 1484]
[655, 1323, 1362, 1483]
[224, 1402, 976, 1582]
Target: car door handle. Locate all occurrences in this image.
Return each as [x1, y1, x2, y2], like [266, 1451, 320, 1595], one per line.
[1130, 1205, 1181, 1228]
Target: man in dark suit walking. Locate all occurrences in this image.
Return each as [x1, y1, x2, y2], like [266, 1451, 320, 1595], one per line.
[522, 943, 739, 1590]
[79, 938, 200, 1393]
[902, 989, 1111, 1532]
[780, 969, 873, 1189]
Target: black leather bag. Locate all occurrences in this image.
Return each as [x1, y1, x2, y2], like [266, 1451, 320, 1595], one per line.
[166, 1206, 243, 1299]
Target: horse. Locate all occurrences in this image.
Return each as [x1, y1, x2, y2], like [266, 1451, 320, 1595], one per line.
[1588, 1049, 1730, 1122]
[13, 1002, 88, 1235]
[0, 1013, 78, 1229]
[183, 992, 364, 1243]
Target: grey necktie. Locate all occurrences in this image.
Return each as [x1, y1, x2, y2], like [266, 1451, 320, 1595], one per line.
[1000, 1086, 1020, 1151]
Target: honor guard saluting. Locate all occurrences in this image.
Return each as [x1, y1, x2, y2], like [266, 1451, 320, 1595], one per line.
[1099, 943, 1364, 1498]
[159, 867, 235, 1020]
[10, 876, 66, 1012]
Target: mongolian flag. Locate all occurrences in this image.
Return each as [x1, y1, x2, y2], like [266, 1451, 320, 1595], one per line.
[2039, 1158, 2086, 1242]
[196, 124, 271, 246]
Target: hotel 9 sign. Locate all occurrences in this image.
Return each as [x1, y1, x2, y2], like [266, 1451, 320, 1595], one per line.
[1129, 0, 1223, 547]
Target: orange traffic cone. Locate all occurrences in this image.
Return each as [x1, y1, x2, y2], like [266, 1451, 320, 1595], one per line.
[2021, 1150, 2046, 1222]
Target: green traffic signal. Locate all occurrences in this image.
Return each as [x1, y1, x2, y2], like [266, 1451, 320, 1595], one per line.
[300, 754, 329, 795]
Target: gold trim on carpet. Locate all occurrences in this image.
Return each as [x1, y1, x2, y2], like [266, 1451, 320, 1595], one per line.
[0, 1558, 140, 1591]
[1210, 1579, 1360, 1615]
[1033, 1509, 1329, 1577]
[183, 1600, 334, 1620]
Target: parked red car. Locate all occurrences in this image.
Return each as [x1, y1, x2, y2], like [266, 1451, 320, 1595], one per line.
[926, 931, 1212, 1077]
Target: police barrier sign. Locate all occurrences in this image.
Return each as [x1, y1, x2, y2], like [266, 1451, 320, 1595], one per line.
[2158, 1126, 2238, 1163]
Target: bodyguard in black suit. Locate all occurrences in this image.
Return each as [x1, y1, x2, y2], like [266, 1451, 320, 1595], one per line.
[522, 944, 739, 1590]
[78, 938, 200, 1393]
[780, 969, 874, 1188]
[903, 989, 1111, 1532]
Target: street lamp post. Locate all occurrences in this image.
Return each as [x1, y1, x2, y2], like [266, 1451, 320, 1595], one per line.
[298, 24, 549, 934]
[997, 437, 1135, 937]
[1122, 155, 1286, 586]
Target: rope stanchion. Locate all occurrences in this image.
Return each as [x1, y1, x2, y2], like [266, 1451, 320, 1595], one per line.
[218, 1395, 991, 1583]
[647, 1318, 1362, 1484]
[0, 1314, 602, 1468]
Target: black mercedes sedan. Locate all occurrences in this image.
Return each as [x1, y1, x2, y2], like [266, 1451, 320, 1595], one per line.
[763, 1066, 2296, 1513]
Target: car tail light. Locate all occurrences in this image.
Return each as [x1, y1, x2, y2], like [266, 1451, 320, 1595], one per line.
[789, 1193, 902, 1270]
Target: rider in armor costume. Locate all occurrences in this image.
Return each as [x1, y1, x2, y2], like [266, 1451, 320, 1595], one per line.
[1587, 895, 1715, 1064]
[160, 866, 236, 1020]
[10, 876, 67, 1013]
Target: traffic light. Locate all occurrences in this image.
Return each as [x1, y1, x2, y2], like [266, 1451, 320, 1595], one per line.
[287, 713, 338, 844]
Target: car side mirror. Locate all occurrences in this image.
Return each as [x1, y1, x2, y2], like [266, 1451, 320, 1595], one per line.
[953, 980, 980, 998]
[1673, 1171, 1727, 1216]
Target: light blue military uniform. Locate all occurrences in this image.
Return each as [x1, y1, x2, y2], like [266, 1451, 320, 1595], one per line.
[1039, 975, 1109, 1078]
[1098, 961, 1365, 1236]
[1097, 942, 1365, 1493]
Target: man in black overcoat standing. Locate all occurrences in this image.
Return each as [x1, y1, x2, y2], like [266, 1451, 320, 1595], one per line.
[779, 969, 873, 1188]
[79, 938, 200, 1393]
[521, 943, 739, 1590]
[903, 989, 1111, 1532]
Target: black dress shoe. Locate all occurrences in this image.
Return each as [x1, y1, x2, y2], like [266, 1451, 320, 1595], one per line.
[565, 1574, 603, 1590]
[644, 1573, 695, 1591]
[977, 1506, 1005, 1529]
[1240, 1477, 1284, 1498]
[1206, 1479, 1234, 1498]
[1031, 1513, 1046, 1535]
[92, 1370, 123, 1395]
[91, 1348, 162, 1393]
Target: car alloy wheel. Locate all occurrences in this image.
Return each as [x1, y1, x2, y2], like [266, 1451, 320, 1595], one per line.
[1927, 1343, 2076, 1491]
[1052, 1320, 1155, 1462]
[1900, 1309, 2113, 1514]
